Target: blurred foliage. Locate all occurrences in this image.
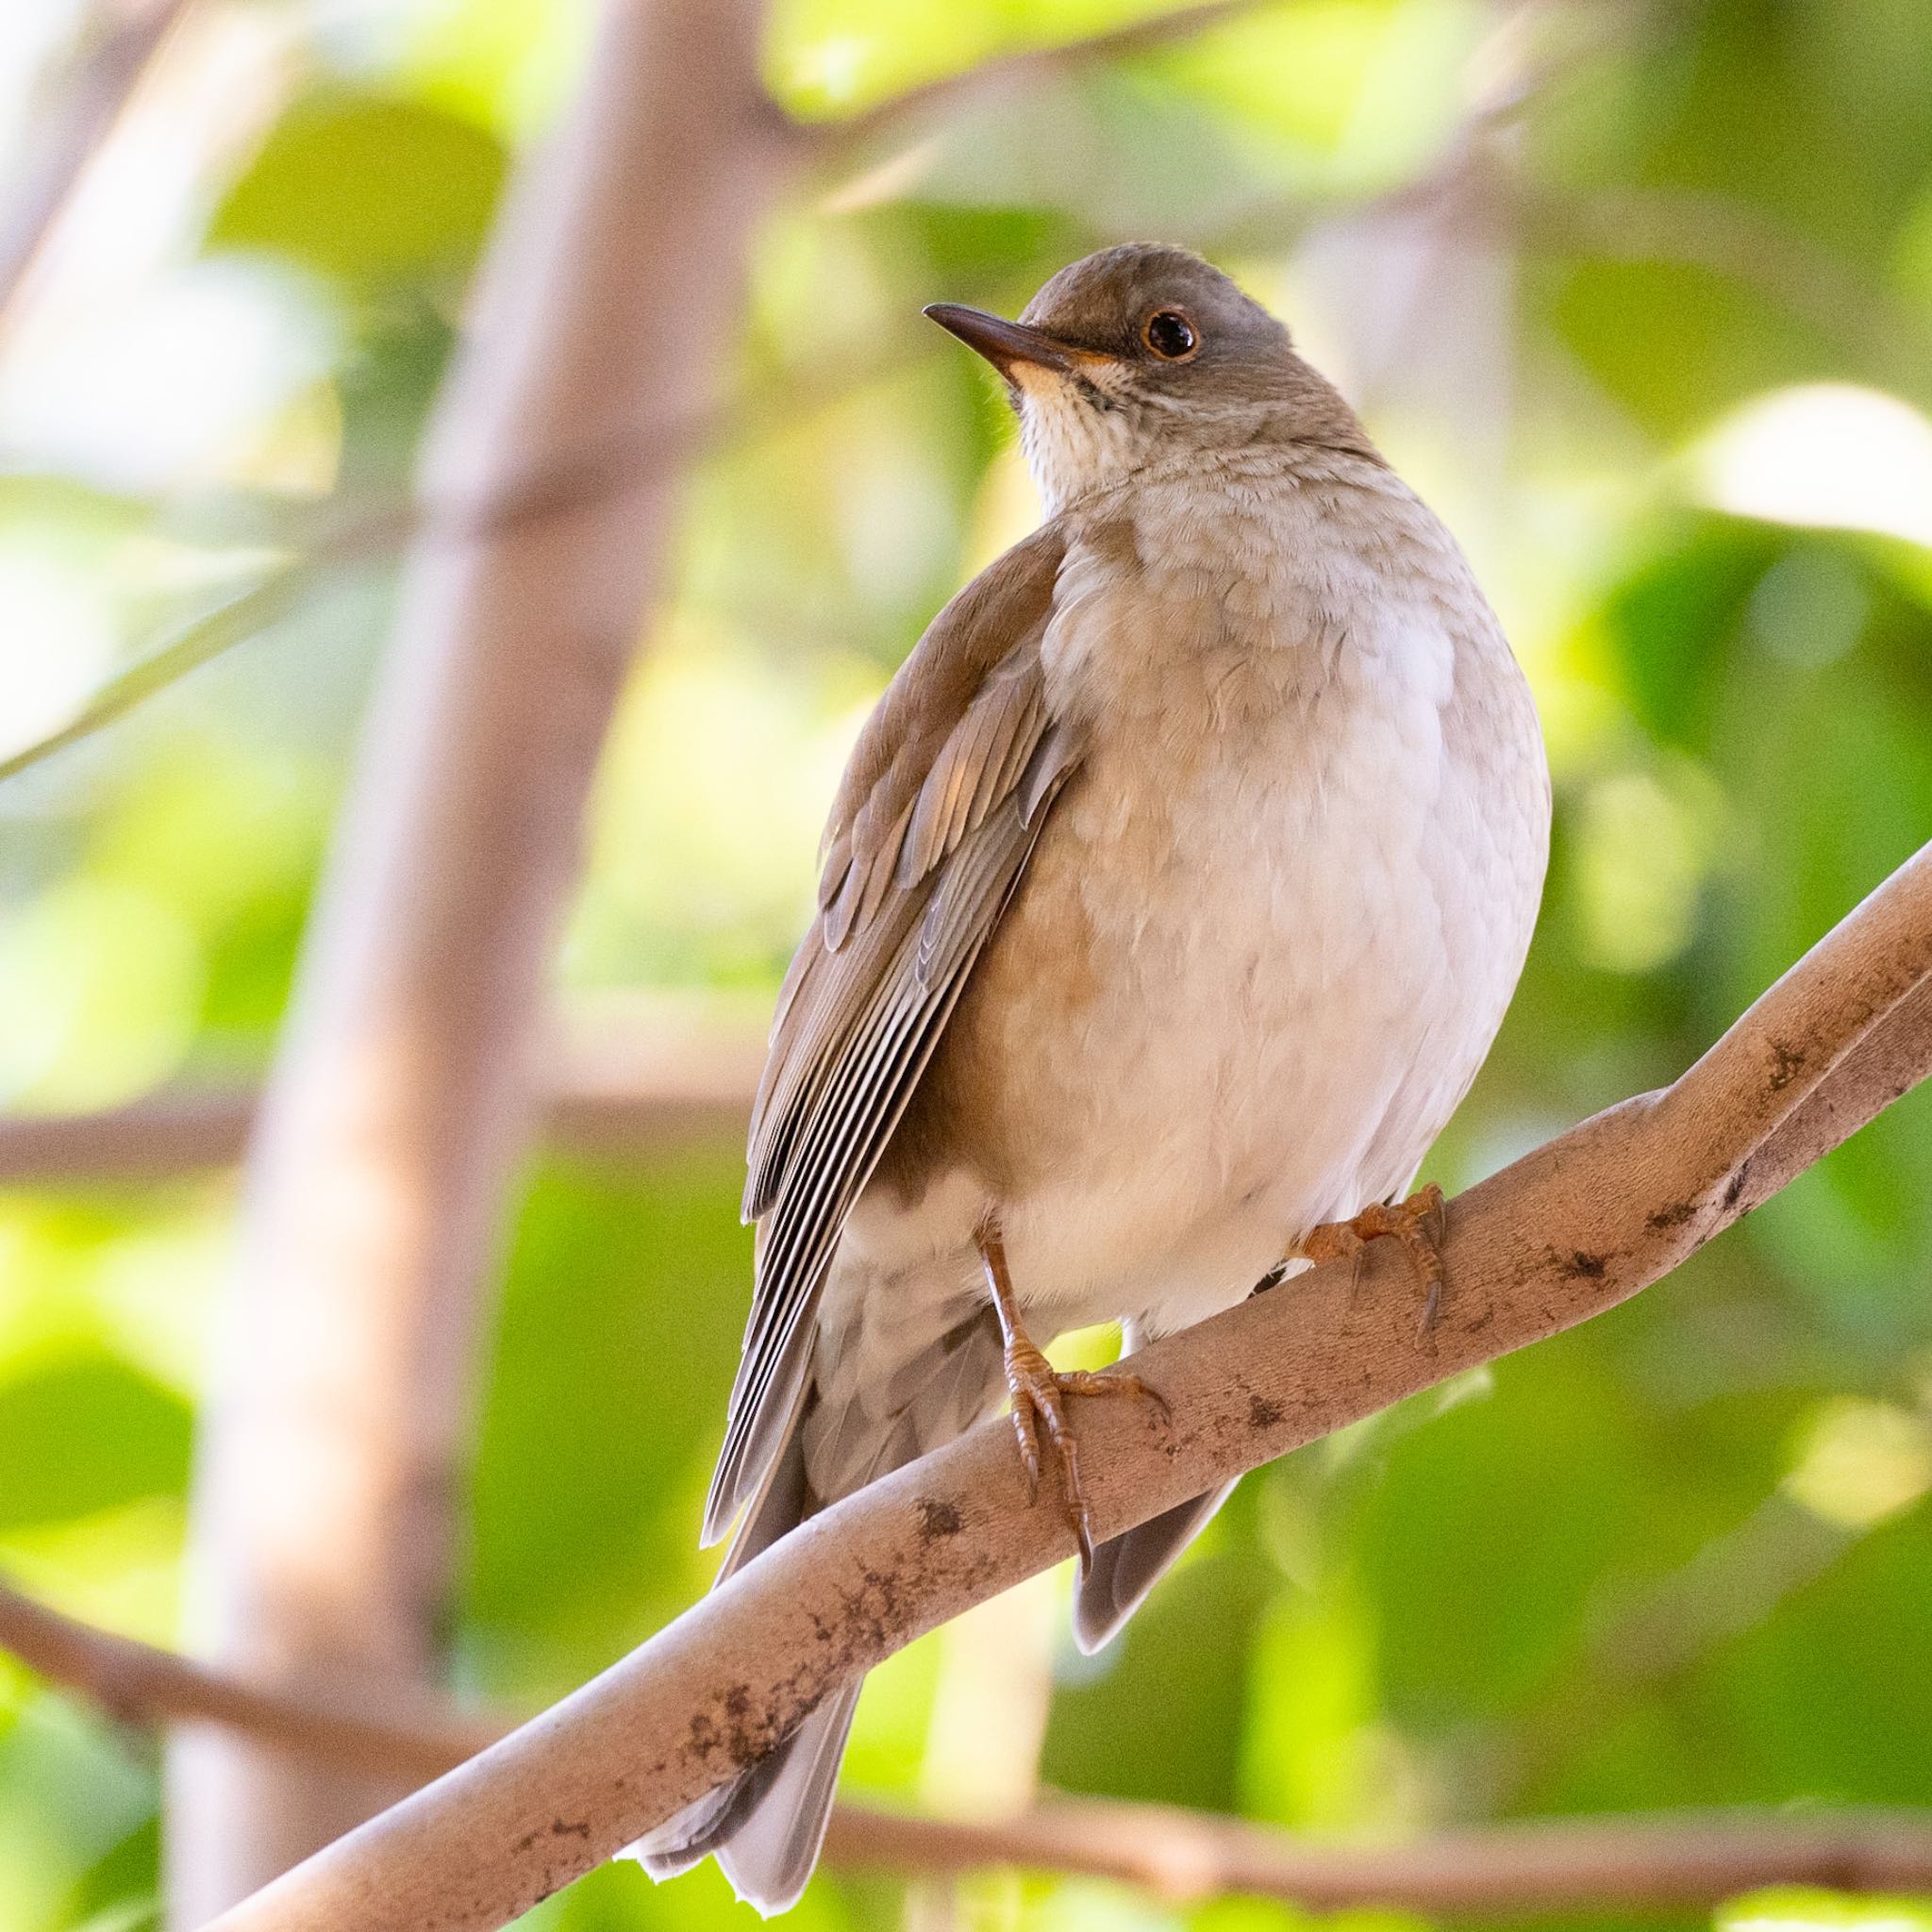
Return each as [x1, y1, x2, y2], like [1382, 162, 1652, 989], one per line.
[211, 92, 506, 284]
[1, 1, 1931, 1930]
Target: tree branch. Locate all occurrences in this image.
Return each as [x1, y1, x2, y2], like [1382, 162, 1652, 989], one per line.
[176, 842, 1932, 1932]
[0, 1579, 497, 1784]
[812, 1, 1274, 155]
[0, 1005, 770, 1183]
[827, 1801, 1932, 1912]
[9, 1576, 1932, 1915]
[0, 1080, 758, 1183]
[0, 0, 194, 342]
[165, 0, 789, 1917]
[0, 575, 304, 787]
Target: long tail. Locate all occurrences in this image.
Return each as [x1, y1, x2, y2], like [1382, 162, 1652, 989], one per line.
[1074, 1479, 1235, 1654]
[625, 1408, 843, 1915]
[634, 1305, 1207, 1906]
[634, 1681, 862, 1917]
[1072, 1318, 1237, 1654]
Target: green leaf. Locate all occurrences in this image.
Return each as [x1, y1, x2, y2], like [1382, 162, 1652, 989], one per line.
[210, 92, 507, 282]
[0, 1358, 191, 1531]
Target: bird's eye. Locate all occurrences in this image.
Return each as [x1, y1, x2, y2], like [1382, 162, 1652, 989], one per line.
[1143, 310, 1197, 359]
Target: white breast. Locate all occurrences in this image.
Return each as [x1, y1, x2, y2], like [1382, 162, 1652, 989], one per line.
[995, 460, 1548, 1336]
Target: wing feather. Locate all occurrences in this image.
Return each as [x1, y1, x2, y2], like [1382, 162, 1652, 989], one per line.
[706, 527, 1075, 1542]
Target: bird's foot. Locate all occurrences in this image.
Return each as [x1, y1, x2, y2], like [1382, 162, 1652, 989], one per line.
[1003, 1342, 1169, 1568]
[978, 1222, 1169, 1569]
[1301, 1182, 1449, 1334]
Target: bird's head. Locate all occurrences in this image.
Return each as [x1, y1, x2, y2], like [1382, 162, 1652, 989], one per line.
[925, 243, 1370, 512]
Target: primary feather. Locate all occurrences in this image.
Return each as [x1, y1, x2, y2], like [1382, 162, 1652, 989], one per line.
[707, 523, 1077, 1545]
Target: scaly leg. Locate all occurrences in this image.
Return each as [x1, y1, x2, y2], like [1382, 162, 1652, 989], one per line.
[976, 1222, 1170, 1569]
[1300, 1182, 1449, 1333]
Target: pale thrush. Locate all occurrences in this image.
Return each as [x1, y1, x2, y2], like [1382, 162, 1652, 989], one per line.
[634, 242, 1551, 1911]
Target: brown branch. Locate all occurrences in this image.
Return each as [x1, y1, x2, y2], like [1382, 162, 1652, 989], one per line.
[178, 843, 1932, 1932]
[9, 1577, 1932, 1916]
[813, 0, 1274, 154]
[0, 1007, 770, 1183]
[0, 0, 194, 341]
[0, 1580, 497, 1783]
[0, 1089, 253, 1182]
[1736, 970, 1932, 1213]
[831, 1800, 1932, 1913]
[0, 1074, 752, 1184]
[165, 0, 790, 1919]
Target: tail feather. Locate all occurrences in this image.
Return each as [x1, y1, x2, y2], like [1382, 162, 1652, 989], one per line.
[627, 1774, 738, 1882]
[716, 1684, 861, 1914]
[625, 1379, 879, 1916]
[631, 1684, 860, 1916]
[1074, 1480, 1235, 1655]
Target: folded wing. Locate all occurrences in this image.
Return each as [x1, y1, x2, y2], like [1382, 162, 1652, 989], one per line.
[704, 522, 1077, 1543]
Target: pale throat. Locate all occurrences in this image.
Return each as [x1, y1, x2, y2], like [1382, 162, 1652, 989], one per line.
[1014, 369, 1140, 514]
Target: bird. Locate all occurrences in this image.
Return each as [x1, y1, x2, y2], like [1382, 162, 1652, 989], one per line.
[630, 242, 1550, 1913]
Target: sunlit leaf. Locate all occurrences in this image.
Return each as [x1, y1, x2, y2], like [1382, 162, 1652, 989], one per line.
[210, 93, 506, 282]
[0, 1359, 191, 1531]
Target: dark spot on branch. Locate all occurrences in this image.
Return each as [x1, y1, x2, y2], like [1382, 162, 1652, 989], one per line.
[1723, 1161, 1752, 1213]
[1248, 1392, 1284, 1429]
[1559, 1249, 1607, 1280]
[1646, 1199, 1697, 1231]
[688, 1680, 776, 1773]
[1768, 1039, 1807, 1090]
[550, 1819, 591, 1840]
[917, 1496, 963, 1541]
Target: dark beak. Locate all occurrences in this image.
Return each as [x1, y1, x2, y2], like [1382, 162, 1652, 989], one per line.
[924, 303, 1072, 377]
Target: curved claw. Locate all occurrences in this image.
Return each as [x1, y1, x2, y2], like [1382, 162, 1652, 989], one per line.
[1300, 1182, 1449, 1336]
[1004, 1358, 1174, 1570]
[978, 1223, 1171, 1572]
[1009, 1400, 1041, 1499]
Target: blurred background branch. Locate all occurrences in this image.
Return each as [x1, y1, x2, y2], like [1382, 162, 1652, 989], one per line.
[162, 0, 787, 1919]
[11, 1572, 1932, 1917]
[813, 0, 1283, 154]
[0, 0, 1296, 799]
[0, 1000, 768, 1182]
[0, 0, 195, 345]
